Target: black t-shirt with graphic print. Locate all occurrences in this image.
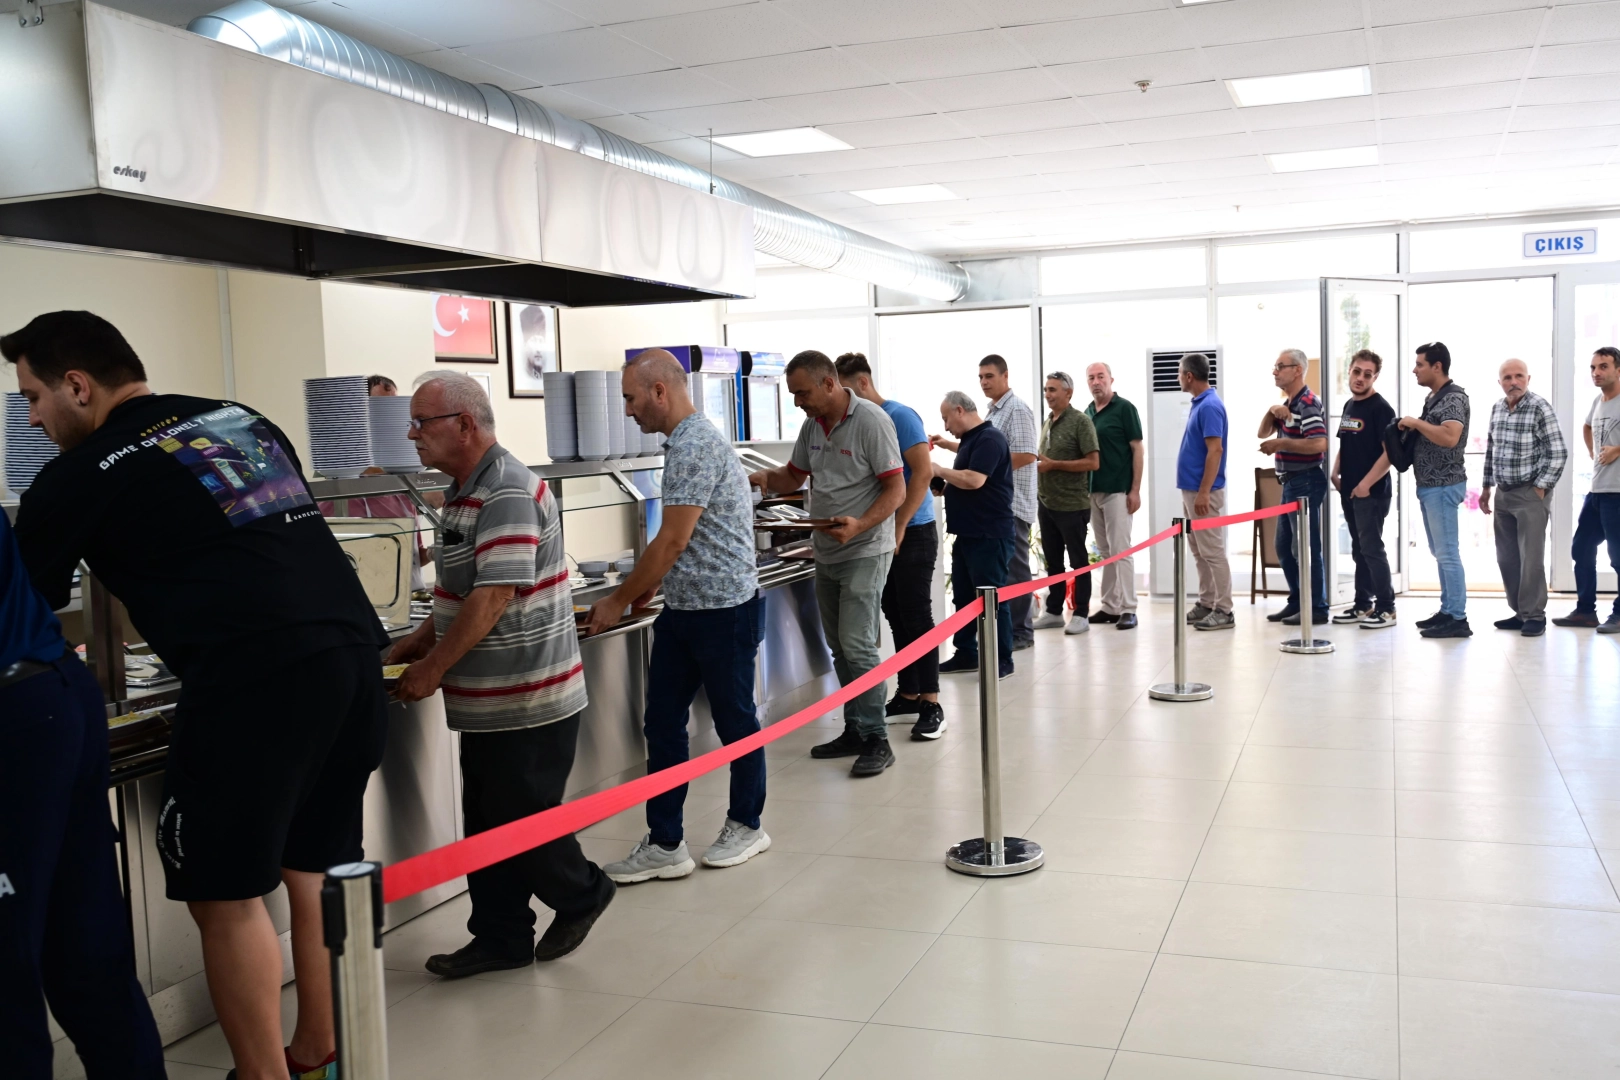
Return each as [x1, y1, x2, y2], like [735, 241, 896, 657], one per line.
[1337, 392, 1396, 498]
[15, 394, 387, 681]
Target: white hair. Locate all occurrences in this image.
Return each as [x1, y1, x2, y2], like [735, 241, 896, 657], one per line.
[413, 371, 495, 433]
[942, 390, 978, 413]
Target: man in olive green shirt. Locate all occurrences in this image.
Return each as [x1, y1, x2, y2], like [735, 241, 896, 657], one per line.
[1032, 371, 1100, 634]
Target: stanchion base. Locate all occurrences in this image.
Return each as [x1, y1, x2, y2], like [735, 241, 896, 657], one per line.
[1279, 638, 1336, 654]
[1148, 682, 1214, 702]
[945, 837, 1044, 877]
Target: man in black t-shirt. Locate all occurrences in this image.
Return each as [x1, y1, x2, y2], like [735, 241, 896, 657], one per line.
[5, 311, 388, 1080]
[1330, 349, 1398, 628]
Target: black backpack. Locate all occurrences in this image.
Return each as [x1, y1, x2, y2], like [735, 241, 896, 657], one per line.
[1384, 381, 1463, 473]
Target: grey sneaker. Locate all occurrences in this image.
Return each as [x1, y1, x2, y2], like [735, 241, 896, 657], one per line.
[602, 835, 696, 884]
[1064, 616, 1090, 635]
[701, 819, 771, 868]
[1598, 617, 1620, 635]
[1031, 612, 1066, 630]
[1194, 609, 1235, 631]
[1185, 603, 1213, 625]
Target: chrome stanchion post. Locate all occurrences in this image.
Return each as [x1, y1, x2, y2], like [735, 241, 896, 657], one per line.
[946, 585, 1043, 877]
[1150, 520, 1213, 701]
[323, 862, 389, 1080]
[1280, 499, 1334, 654]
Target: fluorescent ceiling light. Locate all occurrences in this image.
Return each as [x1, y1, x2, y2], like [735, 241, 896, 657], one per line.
[1228, 66, 1371, 108]
[1267, 145, 1378, 172]
[710, 127, 851, 157]
[850, 184, 958, 205]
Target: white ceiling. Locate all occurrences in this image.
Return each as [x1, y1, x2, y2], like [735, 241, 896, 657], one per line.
[111, 0, 1620, 258]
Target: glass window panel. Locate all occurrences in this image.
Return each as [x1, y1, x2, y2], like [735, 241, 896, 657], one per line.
[725, 267, 870, 313]
[1572, 282, 1620, 579]
[1217, 234, 1395, 284]
[877, 309, 1034, 440]
[724, 316, 871, 363]
[1409, 219, 1613, 272]
[1040, 246, 1205, 295]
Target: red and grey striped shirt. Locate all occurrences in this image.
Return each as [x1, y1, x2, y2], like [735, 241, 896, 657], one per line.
[1274, 386, 1328, 475]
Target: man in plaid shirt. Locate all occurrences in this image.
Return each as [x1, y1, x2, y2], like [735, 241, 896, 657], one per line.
[1480, 359, 1568, 636]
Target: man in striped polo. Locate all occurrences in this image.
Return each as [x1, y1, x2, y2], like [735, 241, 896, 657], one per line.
[391, 372, 614, 979]
[1258, 348, 1330, 626]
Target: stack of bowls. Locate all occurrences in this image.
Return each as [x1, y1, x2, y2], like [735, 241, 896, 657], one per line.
[542, 372, 577, 460]
[644, 429, 667, 456]
[622, 411, 641, 461]
[304, 375, 373, 478]
[368, 396, 422, 473]
[4, 391, 58, 494]
[573, 370, 615, 460]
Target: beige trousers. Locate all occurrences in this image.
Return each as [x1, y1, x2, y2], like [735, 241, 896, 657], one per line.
[1180, 488, 1232, 614]
[1091, 491, 1138, 614]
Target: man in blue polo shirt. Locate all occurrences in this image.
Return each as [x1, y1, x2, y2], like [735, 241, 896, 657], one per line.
[935, 390, 1017, 678]
[1176, 353, 1233, 630]
[1259, 348, 1329, 626]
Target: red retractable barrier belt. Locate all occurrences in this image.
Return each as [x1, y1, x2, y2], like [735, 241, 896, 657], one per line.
[1188, 500, 1299, 532]
[993, 522, 1179, 602]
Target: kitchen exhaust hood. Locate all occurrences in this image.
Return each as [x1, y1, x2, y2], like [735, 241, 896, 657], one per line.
[0, 2, 755, 305]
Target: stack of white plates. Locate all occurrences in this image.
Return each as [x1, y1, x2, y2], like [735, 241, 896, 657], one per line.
[304, 376, 373, 479]
[4, 392, 58, 494]
[644, 429, 666, 456]
[367, 396, 422, 473]
[542, 372, 577, 460]
[574, 370, 616, 461]
[622, 411, 642, 460]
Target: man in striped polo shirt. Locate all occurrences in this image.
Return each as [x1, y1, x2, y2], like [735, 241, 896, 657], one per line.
[391, 372, 614, 979]
[1258, 348, 1330, 626]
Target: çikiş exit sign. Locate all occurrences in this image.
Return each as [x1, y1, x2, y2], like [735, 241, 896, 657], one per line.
[1523, 229, 1597, 257]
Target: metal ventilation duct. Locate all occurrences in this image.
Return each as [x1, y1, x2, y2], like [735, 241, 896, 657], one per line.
[187, 1, 969, 302]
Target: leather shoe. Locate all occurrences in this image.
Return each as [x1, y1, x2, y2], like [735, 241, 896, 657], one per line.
[1521, 620, 1546, 637]
[425, 938, 532, 979]
[535, 882, 616, 961]
[1494, 616, 1525, 631]
[1281, 610, 1328, 626]
[1115, 612, 1138, 630]
[1087, 610, 1120, 624]
[1266, 606, 1298, 623]
[1552, 610, 1599, 628]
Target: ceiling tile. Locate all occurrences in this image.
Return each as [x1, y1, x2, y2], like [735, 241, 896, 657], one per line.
[1531, 41, 1620, 77]
[1180, 0, 1364, 47]
[1500, 125, 1620, 152]
[770, 0, 994, 44]
[1047, 166, 1165, 190]
[1381, 109, 1510, 143]
[329, 0, 588, 48]
[1544, 1, 1620, 46]
[1379, 135, 1502, 163]
[765, 85, 940, 126]
[945, 99, 1105, 136]
[465, 28, 675, 82]
[876, 139, 999, 166]
[610, 4, 827, 65]
[841, 31, 1034, 82]
[1163, 155, 1273, 180]
[1004, 11, 1197, 65]
[1043, 51, 1207, 97]
[587, 112, 689, 144]
[1199, 31, 1367, 79]
[638, 98, 802, 136]
[820, 114, 971, 147]
[1372, 10, 1546, 63]
[718, 148, 893, 178]
[1252, 122, 1379, 155]
[695, 49, 881, 98]
[1015, 144, 1147, 173]
[905, 156, 1051, 182]
[900, 70, 1065, 113]
[511, 85, 622, 120]
[1080, 81, 1233, 122]
[637, 134, 735, 166]
[1495, 146, 1619, 171]
[1517, 73, 1620, 106]
[405, 48, 540, 91]
[552, 0, 756, 22]
[1375, 50, 1530, 92]
[1512, 101, 1620, 131]
[1105, 111, 1250, 145]
[946, 175, 1065, 198]
[558, 69, 743, 112]
[1368, 0, 1543, 26]
[1378, 82, 1520, 117]
[981, 125, 1125, 155]
[991, 0, 1163, 25]
[1132, 132, 1259, 164]
[1240, 96, 1378, 131]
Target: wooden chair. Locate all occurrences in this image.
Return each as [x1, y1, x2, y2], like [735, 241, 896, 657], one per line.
[1251, 467, 1283, 602]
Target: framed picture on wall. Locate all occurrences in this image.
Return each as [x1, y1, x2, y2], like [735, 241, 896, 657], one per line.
[507, 302, 559, 397]
[432, 294, 497, 362]
[466, 371, 493, 400]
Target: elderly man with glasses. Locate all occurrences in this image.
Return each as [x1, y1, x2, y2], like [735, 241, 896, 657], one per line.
[1258, 348, 1330, 626]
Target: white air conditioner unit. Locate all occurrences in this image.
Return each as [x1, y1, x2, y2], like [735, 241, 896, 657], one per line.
[1146, 347, 1222, 596]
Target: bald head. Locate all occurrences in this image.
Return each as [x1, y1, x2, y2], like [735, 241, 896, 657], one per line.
[626, 348, 688, 391]
[622, 348, 694, 437]
[1498, 357, 1531, 406]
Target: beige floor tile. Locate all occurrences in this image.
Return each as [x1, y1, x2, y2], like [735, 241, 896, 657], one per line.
[750, 854, 982, 933]
[1028, 815, 1210, 879]
[1121, 954, 1398, 1080]
[822, 1024, 1113, 1080]
[1395, 789, 1590, 847]
[937, 734, 1100, 774]
[764, 757, 915, 805]
[731, 798, 876, 854]
[1246, 715, 1394, 752]
[1108, 712, 1256, 745]
[1560, 764, 1620, 804]
[607, 848, 817, 918]
[1044, 774, 1227, 825]
[828, 805, 1036, 863]
[1399, 896, 1620, 995]
[1163, 880, 1395, 973]
[1391, 693, 1536, 724]
[1214, 781, 1394, 836]
[1393, 751, 1566, 797]
[580, 796, 727, 841]
[1398, 976, 1620, 1080]
[1394, 719, 1551, 757]
[1540, 725, 1620, 760]
[1578, 798, 1620, 846]
[883, 763, 1072, 817]
[1255, 693, 1392, 721]
[1079, 739, 1244, 782]
[873, 934, 1153, 1047]
[545, 999, 859, 1080]
[1108, 1050, 1365, 1079]
[1396, 837, 1620, 911]
[944, 868, 1184, 951]
[1232, 745, 1394, 789]
[385, 980, 635, 1080]
[1193, 826, 1396, 896]
[993, 706, 1126, 740]
[650, 917, 933, 1021]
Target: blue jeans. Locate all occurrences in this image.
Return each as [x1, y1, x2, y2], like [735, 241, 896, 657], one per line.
[1274, 467, 1329, 614]
[950, 535, 1015, 673]
[644, 597, 766, 846]
[1417, 482, 1468, 619]
[1572, 491, 1620, 619]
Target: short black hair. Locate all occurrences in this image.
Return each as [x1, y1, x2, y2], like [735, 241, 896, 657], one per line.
[1180, 352, 1210, 383]
[979, 354, 1008, 375]
[834, 352, 872, 380]
[367, 374, 397, 393]
[1350, 348, 1383, 374]
[1594, 346, 1620, 368]
[1416, 341, 1452, 376]
[0, 310, 146, 388]
[785, 349, 836, 382]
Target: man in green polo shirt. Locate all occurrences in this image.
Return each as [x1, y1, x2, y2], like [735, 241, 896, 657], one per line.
[1032, 371, 1100, 634]
[1084, 362, 1144, 629]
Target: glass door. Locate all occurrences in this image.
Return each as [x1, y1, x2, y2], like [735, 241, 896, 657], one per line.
[1555, 266, 1620, 593]
[1320, 277, 1406, 603]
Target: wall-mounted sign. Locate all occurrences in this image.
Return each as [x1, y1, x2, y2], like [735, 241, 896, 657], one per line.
[1523, 229, 1597, 258]
[432, 294, 497, 361]
[507, 303, 559, 398]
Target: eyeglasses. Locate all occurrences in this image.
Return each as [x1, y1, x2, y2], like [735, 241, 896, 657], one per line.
[408, 412, 463, 431]
[1272, 363, 1301, 372]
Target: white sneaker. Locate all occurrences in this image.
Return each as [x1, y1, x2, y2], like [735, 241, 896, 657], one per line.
[701, 819, 771, 868]
[1360, 610, 1397, 630]
[602, 835, 696, 883]
[1064, 617, 1090, 634]
[1031, 612, 1066, 630]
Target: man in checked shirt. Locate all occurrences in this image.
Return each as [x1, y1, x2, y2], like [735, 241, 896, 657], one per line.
[1479, 359, 1567, 637]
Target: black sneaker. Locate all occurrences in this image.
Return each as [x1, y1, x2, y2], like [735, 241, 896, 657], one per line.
[998, 661, 1015, 679]
[1281, 610, 1329, 625]
[1415, 611, 1451, 629]
[425, 938, 532, 979]
[535, 882, 615, 961]
[1421, 617, 1473, 639]
[910, 702, 947, 741]
[850, 736, 896, 776]
[1116, 612, 1138, 630]
[1333, 606, 1371, 624]
[1266, 606, 1299, 623]
[1088, 610, 1120, 624]
[1552, 610, 1599, 628]
[1521, 619, 1546, 637]
[811, 729, 866, 758]
[939, 653, 978, 674]
[885, 693, 922, 717]
[1494, 616, 1525, 631]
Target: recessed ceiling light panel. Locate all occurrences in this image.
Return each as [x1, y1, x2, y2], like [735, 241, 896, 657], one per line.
[1228, 66, 1371, 108]
[850, 184, 958, 205]
[1266, 146, 1379, 173]
[710, 127, 853, 157]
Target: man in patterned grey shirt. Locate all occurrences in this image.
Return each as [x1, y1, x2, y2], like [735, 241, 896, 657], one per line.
[1399, 342, 1473, 638]
[588, 351, 771, 882]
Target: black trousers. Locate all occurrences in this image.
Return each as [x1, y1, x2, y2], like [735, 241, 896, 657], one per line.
[881, 523, 940, 696]
[0, 657, 164, 1080]
[1342, 493, 1395, 613]
[1038, 504, 1092, 616]
[460, 714, 612, 958]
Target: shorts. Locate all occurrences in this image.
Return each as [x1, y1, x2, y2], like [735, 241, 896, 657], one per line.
[157, 643, 388, 901]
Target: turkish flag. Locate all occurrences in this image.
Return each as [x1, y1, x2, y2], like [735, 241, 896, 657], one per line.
[432, 294, 495, 360]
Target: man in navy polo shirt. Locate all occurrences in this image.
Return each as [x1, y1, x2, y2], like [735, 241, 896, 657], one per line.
[935, 390, 1017, 678]
[1259, 348, 1330, 626]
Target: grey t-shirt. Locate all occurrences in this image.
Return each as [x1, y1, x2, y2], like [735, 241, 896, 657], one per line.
[1414, 384, 1470, 489]
[1588, 392, 1620, 494]
[659, 413, 758, 610]
[789, 390, 903, 564]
